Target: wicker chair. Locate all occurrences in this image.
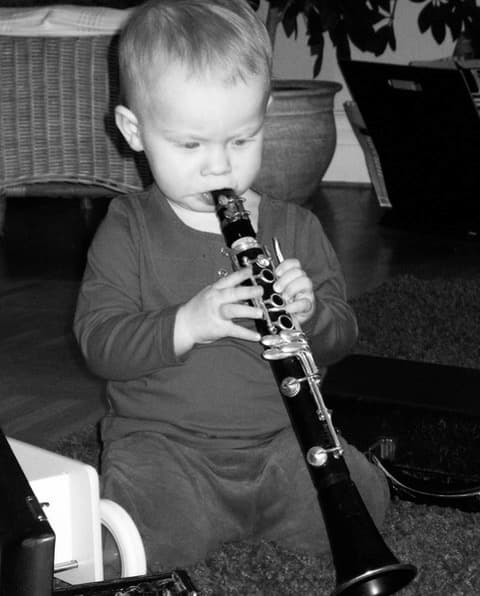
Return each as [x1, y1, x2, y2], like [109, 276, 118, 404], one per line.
[0, 33, 152, 234]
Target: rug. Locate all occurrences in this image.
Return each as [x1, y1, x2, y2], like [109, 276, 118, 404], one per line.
[52, 273, 480, 595]
[352, 274, 480, 369]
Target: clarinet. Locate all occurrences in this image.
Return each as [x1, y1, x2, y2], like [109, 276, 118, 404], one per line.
[212, 189, 416, 596]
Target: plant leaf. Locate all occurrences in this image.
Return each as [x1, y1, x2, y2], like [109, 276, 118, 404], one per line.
[369, 0, 392, 11]
[447, 8, 463, 40]
[369, 24, 394, 55]
[387, 20, 397, 52]
[311, 37, 325, 78]
[342, 1, 383, 54]
[431, 19, 447, 44]
[282, 0, 303, 38]
[313, 0, 341, 31]
[328, 18, 351, 61]
[418, 2, 434, 34]
[306, 7, 327, 46]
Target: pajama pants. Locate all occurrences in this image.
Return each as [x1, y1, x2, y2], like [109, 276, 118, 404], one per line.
[101, 426, 390, 571]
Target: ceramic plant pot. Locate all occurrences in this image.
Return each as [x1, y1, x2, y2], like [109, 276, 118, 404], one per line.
[255, 79, 342, 204]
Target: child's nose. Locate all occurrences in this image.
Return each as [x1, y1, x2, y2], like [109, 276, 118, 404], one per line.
[201, 146, 232, 176]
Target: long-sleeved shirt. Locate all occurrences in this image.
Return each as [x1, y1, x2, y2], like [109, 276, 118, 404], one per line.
[74, 185, 358, 442]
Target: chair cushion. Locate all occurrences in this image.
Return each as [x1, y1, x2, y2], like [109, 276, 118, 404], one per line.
[0, 5, 132, 37]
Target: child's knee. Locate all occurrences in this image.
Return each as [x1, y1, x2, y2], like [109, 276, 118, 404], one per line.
[145, 510, 220, 571]
[343, 442, 391, 527]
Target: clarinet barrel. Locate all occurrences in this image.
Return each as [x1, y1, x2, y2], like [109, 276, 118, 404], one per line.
[212, 188, 416, 596]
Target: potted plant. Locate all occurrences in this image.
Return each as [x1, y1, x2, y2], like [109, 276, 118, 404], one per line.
[260, 0, 479, 73]
[252, 0, 480, 203]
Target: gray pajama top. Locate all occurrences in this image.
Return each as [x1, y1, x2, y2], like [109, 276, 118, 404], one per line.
[74, 185, 358, 444]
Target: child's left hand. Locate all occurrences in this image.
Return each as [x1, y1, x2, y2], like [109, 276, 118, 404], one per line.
[273, 258, 315, 325]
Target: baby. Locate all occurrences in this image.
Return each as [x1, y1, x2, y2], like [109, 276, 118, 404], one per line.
[74, 0, 389, 572]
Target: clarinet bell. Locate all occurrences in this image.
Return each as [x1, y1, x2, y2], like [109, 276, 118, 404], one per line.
[333, 562, 417, 596]
[319, 473, 417, 596]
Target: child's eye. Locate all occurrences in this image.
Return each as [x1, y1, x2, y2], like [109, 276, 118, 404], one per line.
[182, 141, 200, 150]
[233, 138, 250, 147]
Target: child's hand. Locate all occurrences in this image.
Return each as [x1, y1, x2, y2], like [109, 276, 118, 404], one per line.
[174, 267, 263, 355]
[273, 258, 315, 325]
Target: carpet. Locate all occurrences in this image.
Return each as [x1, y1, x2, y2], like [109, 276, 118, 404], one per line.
[352, 274, 480, 369]
[50, 273, 480, 594]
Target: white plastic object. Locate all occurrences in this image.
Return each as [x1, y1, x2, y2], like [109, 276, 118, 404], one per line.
[8, 438, 103, 584]
[100, 498, 147, 577]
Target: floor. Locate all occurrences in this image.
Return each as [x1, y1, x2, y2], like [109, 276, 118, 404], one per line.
[1, 183, 479, 446]
[311, 184, 479, 298]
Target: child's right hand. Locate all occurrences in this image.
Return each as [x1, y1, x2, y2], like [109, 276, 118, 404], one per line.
[174, 267, 264, 356]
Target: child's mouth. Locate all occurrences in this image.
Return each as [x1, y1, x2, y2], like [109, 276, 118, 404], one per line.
[200, 192, 215, 205]
[201, 189, 237, 206]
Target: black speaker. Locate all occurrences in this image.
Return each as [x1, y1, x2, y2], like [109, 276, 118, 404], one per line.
[339, 59, 480, 234]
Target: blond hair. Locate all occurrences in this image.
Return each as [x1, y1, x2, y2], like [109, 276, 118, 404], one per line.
[118, 0, 272, 112]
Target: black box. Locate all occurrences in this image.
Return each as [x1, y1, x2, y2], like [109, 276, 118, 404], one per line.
[323, 355, 480, 506]
[54, 570, 198, 595]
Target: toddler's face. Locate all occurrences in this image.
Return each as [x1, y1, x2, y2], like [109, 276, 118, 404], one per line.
[134, 66, 269, 212]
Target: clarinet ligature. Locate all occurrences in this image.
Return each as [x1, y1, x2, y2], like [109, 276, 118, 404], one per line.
[212, 188, 417, 596]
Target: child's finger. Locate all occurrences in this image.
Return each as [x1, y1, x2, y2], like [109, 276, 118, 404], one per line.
[224, 321, 261, 342]
[274, 258, 302, 279]
[220, 302, 263, 321]
[214, 266, 254, 289]
[274, 265, 312, 299]
[274, 261, 305, 293]
[284, 294, 313, 315]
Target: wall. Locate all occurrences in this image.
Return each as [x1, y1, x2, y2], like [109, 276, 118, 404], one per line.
[263, 1, 455, 183]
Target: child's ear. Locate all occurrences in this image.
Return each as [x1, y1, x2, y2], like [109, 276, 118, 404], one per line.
[115, 105, 144, 152]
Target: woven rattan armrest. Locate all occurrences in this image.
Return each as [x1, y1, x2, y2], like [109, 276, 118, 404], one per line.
[0, 33, 151, 232]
